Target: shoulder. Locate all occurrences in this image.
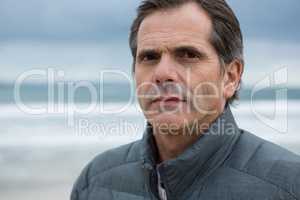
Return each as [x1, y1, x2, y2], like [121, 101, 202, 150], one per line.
[71, 139, 143, 198]
[227, 129, 300, 199]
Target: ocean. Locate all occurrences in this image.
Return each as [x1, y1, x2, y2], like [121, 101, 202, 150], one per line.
[0, 82, 299, 200]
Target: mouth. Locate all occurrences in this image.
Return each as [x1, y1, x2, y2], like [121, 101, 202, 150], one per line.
[151, 96, 186, 105]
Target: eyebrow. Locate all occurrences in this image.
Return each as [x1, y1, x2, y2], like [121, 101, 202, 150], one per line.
[173, 46, 209, 59]
[137, 45, 209, 60]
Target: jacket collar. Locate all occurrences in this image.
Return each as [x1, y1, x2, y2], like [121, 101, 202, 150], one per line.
[140, 105, 241, 197]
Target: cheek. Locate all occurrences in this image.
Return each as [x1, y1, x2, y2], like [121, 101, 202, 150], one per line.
[135, 81, 154, 110]
[135, 69, 157, 105]
[134, 67, 153, 88]
[136, 83, 146, 104]
[135, 72, 146, 98]
[188, 64, 223, 96]
[189, 79, 223, 114]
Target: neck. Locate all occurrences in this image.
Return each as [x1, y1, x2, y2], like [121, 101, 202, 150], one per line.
[152, 109, 225, 163]
[153, 130, 200, 163]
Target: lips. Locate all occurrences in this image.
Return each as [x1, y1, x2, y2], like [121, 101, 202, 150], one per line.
[151, 96, 185, 104]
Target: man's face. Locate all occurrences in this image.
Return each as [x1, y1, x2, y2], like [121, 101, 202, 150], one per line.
[134, 2, 228, 132]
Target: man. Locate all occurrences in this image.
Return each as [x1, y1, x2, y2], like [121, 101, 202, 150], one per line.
[71, 0, 300, 199]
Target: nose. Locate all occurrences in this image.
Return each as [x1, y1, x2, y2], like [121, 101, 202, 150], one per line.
[152, 55, 179, 85]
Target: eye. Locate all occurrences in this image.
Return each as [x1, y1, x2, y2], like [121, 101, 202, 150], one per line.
[143, 53, 159, 61]
[137, 51, 160, 63]
[177, 50, 199, 60]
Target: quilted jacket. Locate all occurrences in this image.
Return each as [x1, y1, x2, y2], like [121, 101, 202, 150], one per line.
[71, 106, 300, 200]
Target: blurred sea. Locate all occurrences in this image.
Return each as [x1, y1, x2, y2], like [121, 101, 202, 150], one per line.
[0, 82, 300, 200]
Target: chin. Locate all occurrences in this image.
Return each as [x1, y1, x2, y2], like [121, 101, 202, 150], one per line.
[148, 112, 186, 129]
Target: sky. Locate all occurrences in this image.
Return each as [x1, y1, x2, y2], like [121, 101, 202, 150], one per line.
[0, 0, 299, 86]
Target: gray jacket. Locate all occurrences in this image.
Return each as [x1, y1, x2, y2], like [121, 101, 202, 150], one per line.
[71, 106, 300, 200]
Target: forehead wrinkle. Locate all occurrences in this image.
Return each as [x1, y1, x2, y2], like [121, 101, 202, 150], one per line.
[138, 31, 212, 53]
[139, 31, 207, 43]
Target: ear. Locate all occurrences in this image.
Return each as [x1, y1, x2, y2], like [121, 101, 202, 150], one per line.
[223, 59, 244, 100]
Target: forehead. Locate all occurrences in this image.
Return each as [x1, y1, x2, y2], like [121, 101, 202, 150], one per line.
[137, 2, 213, 50]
